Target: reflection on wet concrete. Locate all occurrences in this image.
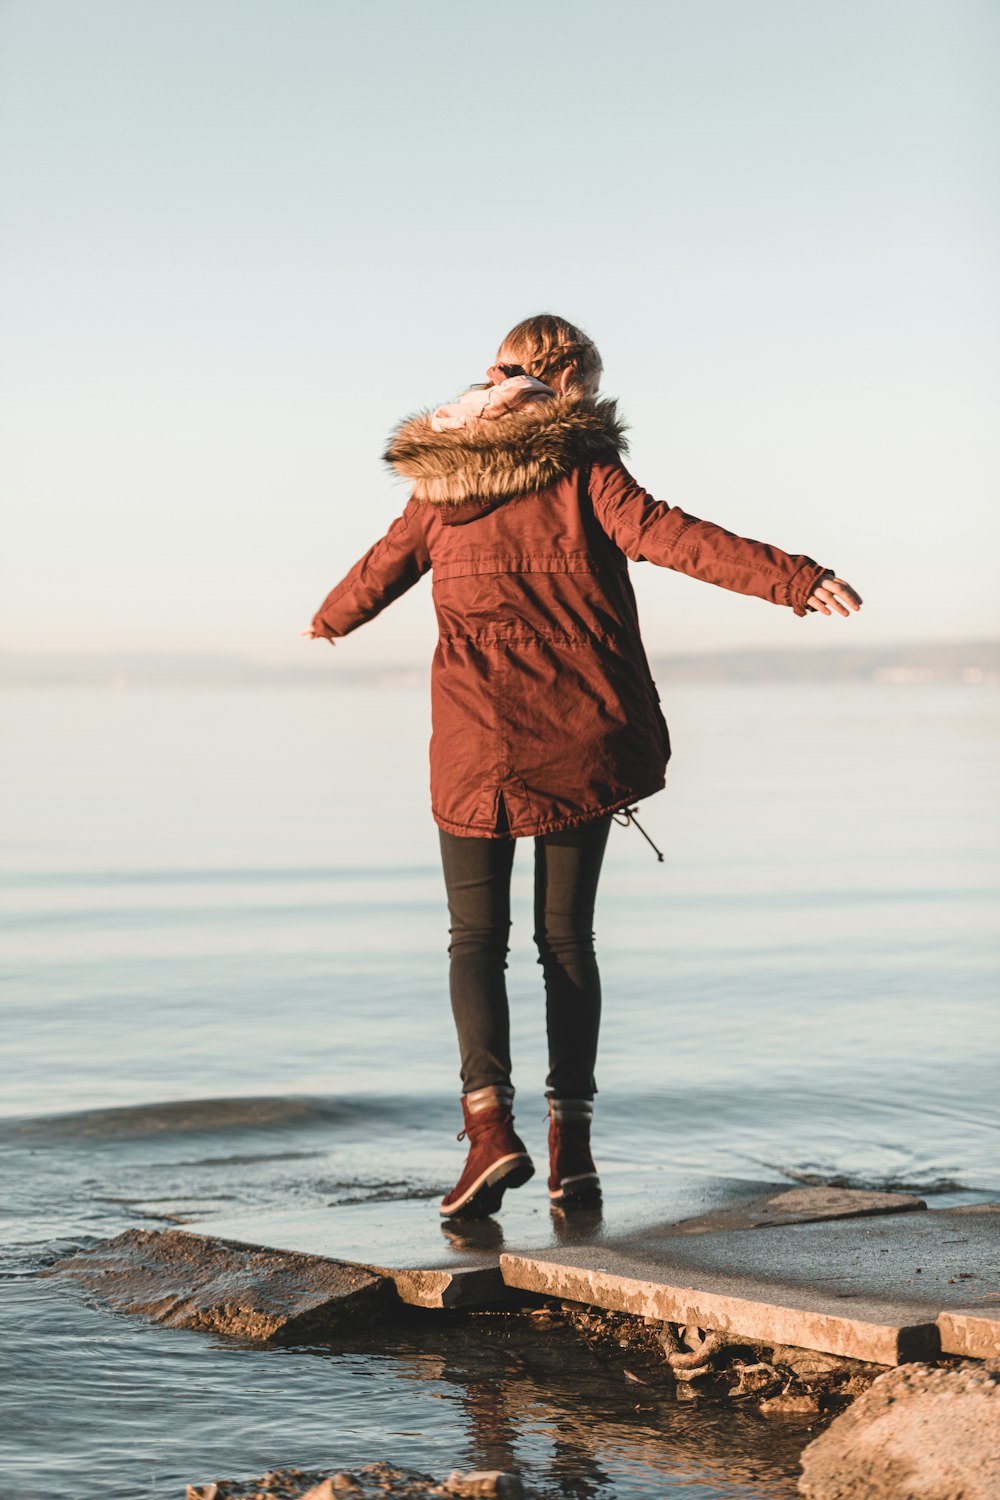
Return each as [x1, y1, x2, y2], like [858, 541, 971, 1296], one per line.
[439, 1203, 609, 1257]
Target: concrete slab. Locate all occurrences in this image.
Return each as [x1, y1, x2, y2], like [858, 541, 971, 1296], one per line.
[501, 1209, 1000, 1366]
[179, 1173, 779, 1308]
[49, 1227, 391, 1340]
[500, 1252, 934, 1365]
[173, 1183, 995, 1359]
[183, 1200, 504, 1308]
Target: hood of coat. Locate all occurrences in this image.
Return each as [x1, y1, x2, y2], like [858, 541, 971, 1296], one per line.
[383, 393, 629, 514]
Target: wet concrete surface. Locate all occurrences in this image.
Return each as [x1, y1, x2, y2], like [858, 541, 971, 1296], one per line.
[179, 1172, 777, 1306]
[176, 1180, 999, 1362]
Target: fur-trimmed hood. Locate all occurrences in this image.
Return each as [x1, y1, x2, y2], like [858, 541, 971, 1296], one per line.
[383, 394, 629, 507]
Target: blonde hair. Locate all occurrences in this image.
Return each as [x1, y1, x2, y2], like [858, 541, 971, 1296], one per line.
[497, 313, 602, 396]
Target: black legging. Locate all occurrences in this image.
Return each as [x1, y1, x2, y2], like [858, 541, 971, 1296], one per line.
[438, 814, 612, 1099]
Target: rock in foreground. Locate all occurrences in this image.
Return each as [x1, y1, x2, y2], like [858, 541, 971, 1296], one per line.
[49, 1229, 391, 1340]
[798, 1359, 1000, 1499]
[186, 1464, 525, 1499]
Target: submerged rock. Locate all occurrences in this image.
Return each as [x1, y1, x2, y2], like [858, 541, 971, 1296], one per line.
[760, 1392, 822, 1418]
[728, 1360, 784, 1398]
[49, 1228, 391, 1341]
[798, 1358, 1000, 1499]
[443, 1474, 524, 1498]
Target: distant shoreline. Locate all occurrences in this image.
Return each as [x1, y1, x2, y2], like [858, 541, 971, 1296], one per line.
[1, 640, 997, 688]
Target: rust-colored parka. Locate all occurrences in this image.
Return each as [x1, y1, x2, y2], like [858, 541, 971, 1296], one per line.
[311, 395, 829, 838]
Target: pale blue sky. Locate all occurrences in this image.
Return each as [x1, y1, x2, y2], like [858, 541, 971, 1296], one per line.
[2, 0, 997, 664]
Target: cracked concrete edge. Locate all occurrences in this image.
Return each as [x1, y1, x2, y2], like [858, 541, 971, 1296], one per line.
[184, 1231, 508, 1311]
[51, 1229, 393, 1340]
[498, 1254, 938, 1366]
[359, 1263, 507, 1311]
[937, 1308, 1000, 1359]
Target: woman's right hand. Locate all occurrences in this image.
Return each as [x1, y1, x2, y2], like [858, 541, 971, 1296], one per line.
[807, 576, 863, 617]
[300, 627, 335, 644]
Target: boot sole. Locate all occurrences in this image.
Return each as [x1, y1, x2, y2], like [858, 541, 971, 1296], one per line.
[440, 1153, 535, 1219]
[549, 1172, 602, 1205]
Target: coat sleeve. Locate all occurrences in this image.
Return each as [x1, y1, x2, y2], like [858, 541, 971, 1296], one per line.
[589, 459, 829, 617]
[310, 495, 432, 639]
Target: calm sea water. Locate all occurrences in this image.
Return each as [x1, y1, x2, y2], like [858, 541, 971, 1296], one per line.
[1, 681, 997, 1499]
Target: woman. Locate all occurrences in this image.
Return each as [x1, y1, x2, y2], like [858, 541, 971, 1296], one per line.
[304, 313, 861, 1219]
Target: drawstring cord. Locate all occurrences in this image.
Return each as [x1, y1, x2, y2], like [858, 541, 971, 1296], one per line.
[612, 805, 665, 862]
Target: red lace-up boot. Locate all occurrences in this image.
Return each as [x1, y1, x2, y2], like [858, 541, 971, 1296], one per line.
[439, 1085, 535, 1219]
[547, 1097, 601, 1205]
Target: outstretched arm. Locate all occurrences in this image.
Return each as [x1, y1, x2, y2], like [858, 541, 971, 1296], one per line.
[303, 496, 431, 643]
[590, 459, 860, 619]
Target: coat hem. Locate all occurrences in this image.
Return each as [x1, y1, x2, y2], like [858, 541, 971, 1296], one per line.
[432, 779, 666, 840]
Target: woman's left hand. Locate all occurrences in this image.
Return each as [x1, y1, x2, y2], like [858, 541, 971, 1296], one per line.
[807, 576, 863, 617]
[300, 627, 335, 643]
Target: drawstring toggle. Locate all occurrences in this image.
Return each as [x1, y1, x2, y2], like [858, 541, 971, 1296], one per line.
[612, 805, 665, 862]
